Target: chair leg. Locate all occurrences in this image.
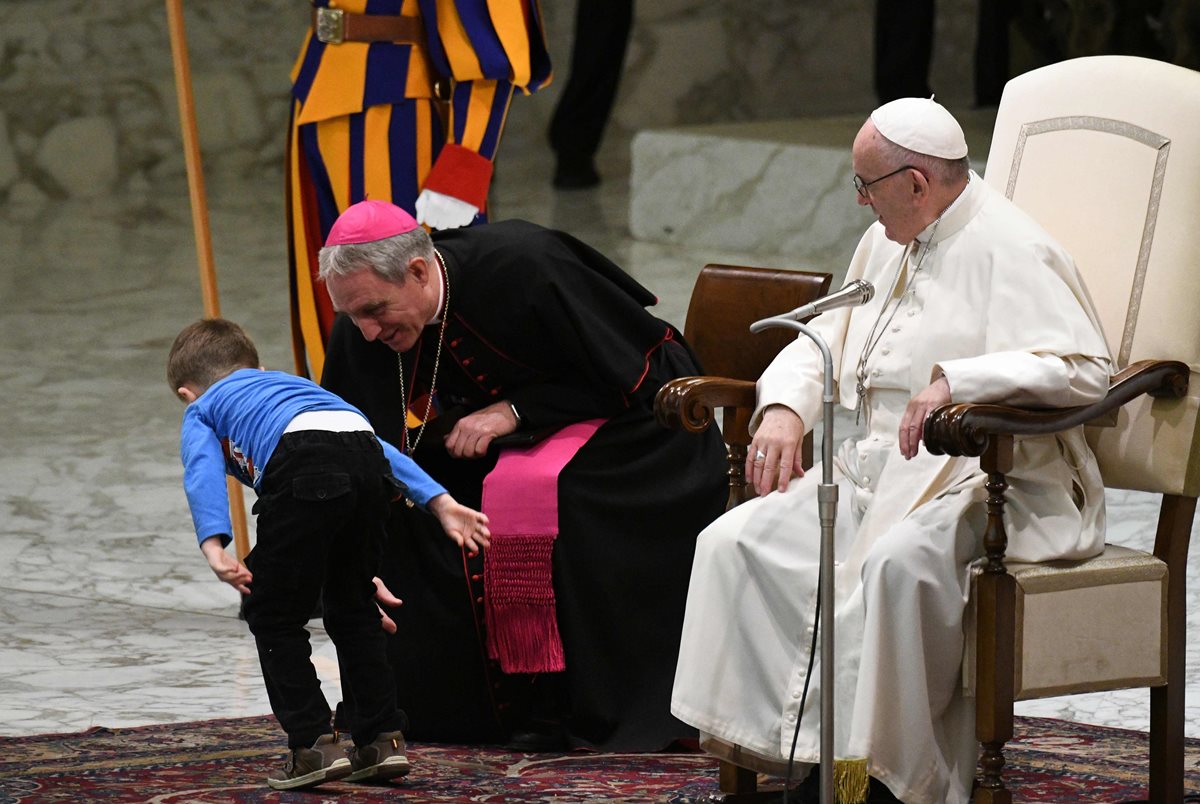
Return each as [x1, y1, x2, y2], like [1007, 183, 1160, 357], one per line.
[719, 759, 757, 794]
[727, 443, 750, 510]
[1148, 685, 1182, 804]
[974, 449, 1015, 804]
[715, 758, 806, 803]
[1148, 494, 1193, 803]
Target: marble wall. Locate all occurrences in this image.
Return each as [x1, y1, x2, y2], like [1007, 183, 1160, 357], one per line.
[0, 0, 979, 206]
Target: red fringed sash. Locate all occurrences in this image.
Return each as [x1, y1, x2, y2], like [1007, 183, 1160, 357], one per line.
[480, 419, 605, 673]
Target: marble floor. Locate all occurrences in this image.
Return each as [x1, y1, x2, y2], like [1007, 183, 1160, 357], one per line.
[0, 125, 1197, 754]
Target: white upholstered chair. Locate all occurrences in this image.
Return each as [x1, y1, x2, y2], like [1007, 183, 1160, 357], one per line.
[925, 55, 1200, 803]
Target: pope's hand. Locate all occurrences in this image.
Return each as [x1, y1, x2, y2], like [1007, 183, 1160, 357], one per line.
[747, 405, 807, 497]
[899, 375, 951, 459]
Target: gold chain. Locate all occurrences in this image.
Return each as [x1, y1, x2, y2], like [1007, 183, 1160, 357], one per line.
[397, 248, 449, 456]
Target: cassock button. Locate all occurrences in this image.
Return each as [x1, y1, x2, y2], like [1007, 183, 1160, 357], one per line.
[463, 357, 474, 366]
[475, 596, 484, 604]
[470, 574, 482, 581]
[907, 309, 917, 317]
[881, 347, 890, 356]
[475, 374, 486, 382]
[891, 325, 901, 333]
[450, 338, 462, 347]
[490, 389, 499, 396]
[792, 690, 802, 699]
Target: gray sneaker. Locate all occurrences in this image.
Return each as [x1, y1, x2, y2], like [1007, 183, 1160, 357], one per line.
[266, 733, 352, 791]
[345, 730, 410, 783]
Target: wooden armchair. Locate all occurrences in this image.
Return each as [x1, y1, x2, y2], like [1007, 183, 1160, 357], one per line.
[658, 264, 831, 510]
[656, 264, 829, 800]
[657, 56, 1200, 804]
[921, 55, 1200, 804]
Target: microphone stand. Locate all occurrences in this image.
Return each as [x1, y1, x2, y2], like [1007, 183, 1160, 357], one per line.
[748, 315, 837, 804]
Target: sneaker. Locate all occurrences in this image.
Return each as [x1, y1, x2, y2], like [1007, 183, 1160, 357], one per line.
[345, 730, 410, 783]
[266, 733, 351, 791]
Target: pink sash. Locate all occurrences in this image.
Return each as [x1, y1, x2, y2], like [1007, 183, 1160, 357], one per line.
[480, 418, 605, 673]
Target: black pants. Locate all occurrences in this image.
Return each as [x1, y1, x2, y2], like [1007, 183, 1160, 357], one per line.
[547, 0, 635, 161]
[875, 0, 935, 103]
[241, 430, 406, 749]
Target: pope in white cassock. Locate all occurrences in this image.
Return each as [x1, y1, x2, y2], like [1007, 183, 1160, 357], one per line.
[670, 98, 1113, 804]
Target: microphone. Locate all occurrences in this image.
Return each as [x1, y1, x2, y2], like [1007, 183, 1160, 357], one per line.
[770, 279, 875, 322]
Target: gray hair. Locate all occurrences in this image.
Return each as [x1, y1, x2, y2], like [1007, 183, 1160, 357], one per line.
[875, 133, 970, 185]
[317, 227, 436, 284]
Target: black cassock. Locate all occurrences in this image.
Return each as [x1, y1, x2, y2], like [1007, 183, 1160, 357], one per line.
[322, 220, 727, 751]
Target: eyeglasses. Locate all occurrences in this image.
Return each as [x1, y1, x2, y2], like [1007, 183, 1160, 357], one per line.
[852, 165, 920, 198]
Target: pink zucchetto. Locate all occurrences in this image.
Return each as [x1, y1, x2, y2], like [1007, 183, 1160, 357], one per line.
[324, 200, 420, 246]
[870, 97, 968, 160]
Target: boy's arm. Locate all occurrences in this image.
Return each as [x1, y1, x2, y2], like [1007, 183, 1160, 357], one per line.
[200, 535, 252, 595]
[180, 416, 235, 547]
[377, 437, 490, 552]
[377, 437, 448, 508]
[428, 493, 490, 554]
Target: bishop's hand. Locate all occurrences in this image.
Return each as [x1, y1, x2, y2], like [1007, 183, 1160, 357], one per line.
[443, 400, 519, 458]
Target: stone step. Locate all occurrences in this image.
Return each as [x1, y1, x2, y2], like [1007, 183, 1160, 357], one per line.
[629, 111, 997, 274]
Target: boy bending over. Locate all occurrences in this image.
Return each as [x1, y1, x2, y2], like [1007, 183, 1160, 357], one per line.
[168, 318, 488, 791]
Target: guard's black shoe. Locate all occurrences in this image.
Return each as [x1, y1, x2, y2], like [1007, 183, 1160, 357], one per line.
[552, 154, 600, 190]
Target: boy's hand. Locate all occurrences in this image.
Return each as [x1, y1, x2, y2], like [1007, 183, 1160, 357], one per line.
[372, 576, 403, 634]
[200, 536, 253, 595]
[428, 494, 491, 554]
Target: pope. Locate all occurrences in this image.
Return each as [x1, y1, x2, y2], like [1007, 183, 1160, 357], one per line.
[671, 98, 1113, 804]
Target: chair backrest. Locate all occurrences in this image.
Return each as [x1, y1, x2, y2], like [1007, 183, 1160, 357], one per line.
[982, 55, 1200, 496]
[684, 264, 832, 380]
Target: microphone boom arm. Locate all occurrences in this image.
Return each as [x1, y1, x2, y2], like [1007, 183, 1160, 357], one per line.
[748, 316, 838, 804]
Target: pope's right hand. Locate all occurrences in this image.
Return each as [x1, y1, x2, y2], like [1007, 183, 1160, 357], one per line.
[747, 405, 806, 497]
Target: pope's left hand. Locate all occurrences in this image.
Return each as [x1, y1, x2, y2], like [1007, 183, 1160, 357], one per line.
[899, 376, 951, 460]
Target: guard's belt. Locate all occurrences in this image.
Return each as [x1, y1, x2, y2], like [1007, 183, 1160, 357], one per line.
[313, 7, 422, 44]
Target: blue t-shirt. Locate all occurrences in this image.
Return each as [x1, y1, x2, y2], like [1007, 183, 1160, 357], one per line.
[179, 368, 445, 546]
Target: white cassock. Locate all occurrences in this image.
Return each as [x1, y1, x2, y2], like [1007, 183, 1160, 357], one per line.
[671, 174, 1113, 804]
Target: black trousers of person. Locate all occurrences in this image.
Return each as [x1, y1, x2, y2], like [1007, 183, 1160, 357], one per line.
[875, 0, 1012, 107]
[547, 0, 634, 167]
[875, 0, 935, 103]
[241, 430, 407, 749]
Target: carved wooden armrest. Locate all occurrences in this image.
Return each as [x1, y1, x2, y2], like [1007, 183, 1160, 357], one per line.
[922, 358, 1188, 577]
[655, 376, 757, 435]
[656, 376, 760, 510]
[924, 359, 1189, 458]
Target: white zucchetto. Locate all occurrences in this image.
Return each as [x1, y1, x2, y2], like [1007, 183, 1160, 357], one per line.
[870, 97, 968, 160]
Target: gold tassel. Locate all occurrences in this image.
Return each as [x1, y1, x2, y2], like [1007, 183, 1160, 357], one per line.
[834, 757, 870, 804]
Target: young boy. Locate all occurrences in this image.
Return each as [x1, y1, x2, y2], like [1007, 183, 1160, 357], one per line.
[168, 318, 489, 791]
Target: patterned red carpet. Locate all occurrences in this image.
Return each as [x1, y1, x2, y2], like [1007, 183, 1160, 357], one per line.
[0, 715, 1197, 802]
